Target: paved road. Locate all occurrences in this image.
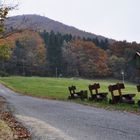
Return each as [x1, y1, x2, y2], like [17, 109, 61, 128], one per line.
[0, 84, 140, 140]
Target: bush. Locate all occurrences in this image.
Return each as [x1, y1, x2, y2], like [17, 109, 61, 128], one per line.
[0, 71, 9, 77]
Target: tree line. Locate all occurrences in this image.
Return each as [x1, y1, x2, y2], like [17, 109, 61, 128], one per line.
[0, 29, 140, 82]
[40, 30, 110, 77]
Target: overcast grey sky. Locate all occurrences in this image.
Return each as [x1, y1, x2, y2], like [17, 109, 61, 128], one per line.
[1, 0, 140, 42]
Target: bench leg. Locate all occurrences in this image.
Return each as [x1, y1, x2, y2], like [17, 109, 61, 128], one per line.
[138, 100, 140, 107]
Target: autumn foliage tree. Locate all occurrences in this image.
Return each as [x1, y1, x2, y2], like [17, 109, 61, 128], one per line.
[108, 40, 140, 82]
[0, 4, 16, 75]
[0, 3, 16, 34]
[63, 39, 110, 78]
[0, 44, 11, 72]
[0, 30, 46, 76]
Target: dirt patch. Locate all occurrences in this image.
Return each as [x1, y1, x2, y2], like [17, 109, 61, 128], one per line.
[0, 96, 31, 140]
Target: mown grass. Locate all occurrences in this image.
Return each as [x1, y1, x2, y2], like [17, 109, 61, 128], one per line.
[0, 76, 139, 112]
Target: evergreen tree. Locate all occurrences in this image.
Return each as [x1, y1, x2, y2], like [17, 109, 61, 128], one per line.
[40, 30, 73, 76]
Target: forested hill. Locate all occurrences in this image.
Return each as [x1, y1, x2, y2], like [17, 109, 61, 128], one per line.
[5, 14, 111, 41]
[1, 15, 139, 82]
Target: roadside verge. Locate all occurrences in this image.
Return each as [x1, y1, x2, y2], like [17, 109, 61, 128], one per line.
[0, 96, 31, 140]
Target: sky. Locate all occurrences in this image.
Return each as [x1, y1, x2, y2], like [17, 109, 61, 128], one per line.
[1, 0, 140, 42]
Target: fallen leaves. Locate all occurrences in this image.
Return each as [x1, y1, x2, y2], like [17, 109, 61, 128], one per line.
[0, 96, 31, 140]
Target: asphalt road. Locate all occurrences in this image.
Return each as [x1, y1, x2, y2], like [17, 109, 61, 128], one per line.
[0, 84, 140, 140]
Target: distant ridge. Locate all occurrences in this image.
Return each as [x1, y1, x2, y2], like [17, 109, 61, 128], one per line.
[5, 14, 112, 41]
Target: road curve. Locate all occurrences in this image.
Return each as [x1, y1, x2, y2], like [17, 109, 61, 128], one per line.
[0, 84, 140, 140]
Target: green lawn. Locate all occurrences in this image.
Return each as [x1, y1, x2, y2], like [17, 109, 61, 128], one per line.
[0, 76, 139, 112]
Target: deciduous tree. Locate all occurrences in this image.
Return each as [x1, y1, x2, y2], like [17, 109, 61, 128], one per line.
[62, 39, 110, 78]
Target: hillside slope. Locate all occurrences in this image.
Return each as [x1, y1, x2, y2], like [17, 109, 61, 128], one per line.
[5, 14, 111, 41]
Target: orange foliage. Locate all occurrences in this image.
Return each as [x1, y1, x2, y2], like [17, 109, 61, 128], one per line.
[109, 41, 140, 57]
[0, 30, 46, 64]
[63, 39, 110, 77]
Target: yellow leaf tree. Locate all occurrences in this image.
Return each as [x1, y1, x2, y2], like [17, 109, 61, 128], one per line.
[0, 3, 15, 73]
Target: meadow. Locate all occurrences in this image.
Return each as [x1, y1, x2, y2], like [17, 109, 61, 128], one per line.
[0, 76, 139, 112]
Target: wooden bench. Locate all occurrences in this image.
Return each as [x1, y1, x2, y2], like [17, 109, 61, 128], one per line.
[108, 83, 135, 104]
[68, 85, 88, 100]
[88, 83, 108, 101]
[136, 85, 140, 106]
[108, 84, 121, 104]
[137, 85, 140, 92]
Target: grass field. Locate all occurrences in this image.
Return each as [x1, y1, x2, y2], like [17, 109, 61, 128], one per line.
[0, 76, 139, 112]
